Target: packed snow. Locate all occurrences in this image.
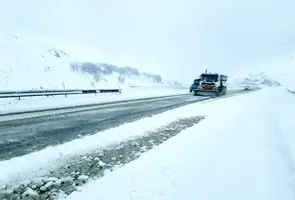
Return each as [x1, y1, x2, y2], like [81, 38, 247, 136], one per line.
[60, 88, 295, 200]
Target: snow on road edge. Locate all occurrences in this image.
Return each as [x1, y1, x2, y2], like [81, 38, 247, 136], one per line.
[0, 90, 251, 187]
[63, 88, 295, 200]
[0, 93, 213, 186]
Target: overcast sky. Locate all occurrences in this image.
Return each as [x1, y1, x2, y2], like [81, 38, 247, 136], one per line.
[1, 0, 295, 82]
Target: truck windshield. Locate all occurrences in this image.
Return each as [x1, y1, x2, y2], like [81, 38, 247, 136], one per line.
[193, 79, 200, 84]
[200, 75, 218, 82]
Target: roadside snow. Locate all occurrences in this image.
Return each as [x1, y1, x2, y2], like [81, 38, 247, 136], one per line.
[0, 92, 205, 187]
[0, 86, 188, 114]
[0, 89, 246, 188]
[64, 88, 295, 200]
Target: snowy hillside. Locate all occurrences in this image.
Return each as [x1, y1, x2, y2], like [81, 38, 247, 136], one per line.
[228, 72, 281, 89]
[263, 54, 295, 89]
[241, 72, 281, 87]
[0, 34, 181, 91]
[70, 62, 182, 88]
[228, 52, 295, 90]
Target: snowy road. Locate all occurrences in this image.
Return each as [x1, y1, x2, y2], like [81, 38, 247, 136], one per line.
[61, 88, 295, 200]
[0, 89, 248, 161]
[0, 116, 206, 200]
[0, 94, 209, 160]
[0, 89, 253, 199]
[0, 94, 195, 160]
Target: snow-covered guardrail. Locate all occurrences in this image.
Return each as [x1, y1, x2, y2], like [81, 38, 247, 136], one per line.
[0, 89, 122, 100]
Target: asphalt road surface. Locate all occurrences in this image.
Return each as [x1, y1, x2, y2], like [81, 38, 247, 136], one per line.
[0, 89, 248, 161]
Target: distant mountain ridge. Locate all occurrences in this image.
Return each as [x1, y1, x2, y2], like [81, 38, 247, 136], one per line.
[0, 34, 183, 90]
[231, 72, 281, 89]
[70, 62, 164, 86]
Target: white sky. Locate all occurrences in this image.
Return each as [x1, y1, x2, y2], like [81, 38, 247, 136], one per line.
[1, 0, 295, 82]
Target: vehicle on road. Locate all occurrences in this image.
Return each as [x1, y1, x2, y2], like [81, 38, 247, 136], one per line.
[190, 70, 227, 97]
[189, 78, 201, 92]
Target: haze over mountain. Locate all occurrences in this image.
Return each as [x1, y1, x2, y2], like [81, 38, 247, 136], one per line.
[1, 0, 295, 84]
[0, 34, 181, 90]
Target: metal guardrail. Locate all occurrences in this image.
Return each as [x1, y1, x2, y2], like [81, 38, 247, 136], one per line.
[0, 89, 122, 100]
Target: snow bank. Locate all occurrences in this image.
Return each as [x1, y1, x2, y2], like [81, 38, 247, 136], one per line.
[0, 86, 188, 114]
[64, 88, 295, 200]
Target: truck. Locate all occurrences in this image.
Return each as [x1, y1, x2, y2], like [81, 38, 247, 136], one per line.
[190, 70, 227, 97]
[189, 78, 201, 92]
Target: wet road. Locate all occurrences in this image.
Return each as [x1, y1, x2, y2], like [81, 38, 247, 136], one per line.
[0, 94, 206, 160]
[0, 89, 248, 160]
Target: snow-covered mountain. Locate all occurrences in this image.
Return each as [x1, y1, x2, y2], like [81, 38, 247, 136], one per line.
[263, 55, 295, 89]
[229, 52, 295, 90]
[240, 72, 281, 87]
[0, 34, 181, 91]
[228, 72, 281, 89]
[71, 62, 168, 88]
